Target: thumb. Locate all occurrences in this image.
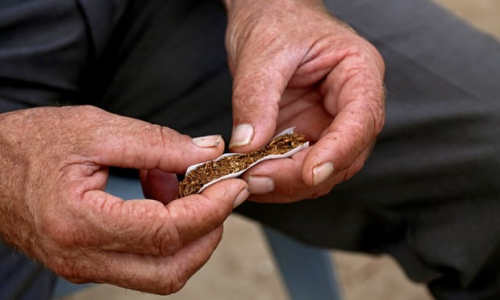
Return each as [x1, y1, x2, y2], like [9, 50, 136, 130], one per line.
[89, 110, 225, 173]
[228, 49, 298, 152]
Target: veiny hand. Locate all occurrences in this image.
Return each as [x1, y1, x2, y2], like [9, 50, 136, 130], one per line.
[223, 0, 385, 202]
[0, 106, 249, 294]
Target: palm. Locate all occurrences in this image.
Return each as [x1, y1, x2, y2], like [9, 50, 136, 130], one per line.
[277, 87, 332, 143]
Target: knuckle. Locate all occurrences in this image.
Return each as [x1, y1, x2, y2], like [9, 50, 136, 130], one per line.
[150, 205, 195, 256]
[72, 106, 109, 127]
[76, 105, 103, 115]
[365, 42, 386, 74]
[49, 256, 81, 279]
[155, 269, 188, 295]
[342, 40, 385, 82]
[168, 274, 188, 294]
[345, 162, 364, 181]
[142, 124, 169, 150]
[151, 222, 182, 256]
[367, 99, 386, 135]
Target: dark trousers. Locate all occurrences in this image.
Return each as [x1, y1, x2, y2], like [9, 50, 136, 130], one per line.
[1, 0, 499, 299]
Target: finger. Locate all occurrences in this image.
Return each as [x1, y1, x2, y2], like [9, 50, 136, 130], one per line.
[77, 178, 249, 256]
[243, 139, 373, 203]
[242, 149, 336, 202]
[140, 169, 179, 204]
[85, 107, 225, 173]
[302, 49, 385, 186]
[276, 92, 333, 142]
[229, 45, 302, 152]
[342, 142, 374, 182]
[61, 227, 224, 295]
[243, 149, 307, 197]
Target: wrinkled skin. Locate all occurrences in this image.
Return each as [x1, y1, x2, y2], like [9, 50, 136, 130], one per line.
[0, 106, 248, 294]
[147, 0, 386, 202]
[223, 0, 386, 202]
[0, 0, 385, 295]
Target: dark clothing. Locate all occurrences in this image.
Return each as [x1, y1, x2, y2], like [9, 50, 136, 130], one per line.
[0, 244, 56, 300]
[1, 0, 500, 299]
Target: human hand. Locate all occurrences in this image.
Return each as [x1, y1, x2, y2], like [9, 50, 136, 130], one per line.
[223, 0, 385, 202]
[0, 106, 249, 294]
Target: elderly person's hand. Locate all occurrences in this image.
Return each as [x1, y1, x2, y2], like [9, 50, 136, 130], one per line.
[0, 106, 249, 295]
[223, 0, 385, 202]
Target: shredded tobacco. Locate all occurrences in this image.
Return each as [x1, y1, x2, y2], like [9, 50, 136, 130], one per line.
[178, 133, 307, 197]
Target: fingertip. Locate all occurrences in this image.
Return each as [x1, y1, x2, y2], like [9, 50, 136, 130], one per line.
[141, 169, 179, 204]
[301, 149, 333, 187]
[312, 162, 334, 186]
[200, 178, 249, 208]
[156, 133, 225, 174]
[188, 134, 225, 161]
[229, 124, 254, 148]
[192, 135, 224, 149]
[228, 123, 277, 152]
[233, 185, 250, 208]
[246, 175, 275, 195]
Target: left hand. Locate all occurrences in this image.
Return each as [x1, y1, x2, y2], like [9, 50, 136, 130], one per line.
[223, 0, 386, 202]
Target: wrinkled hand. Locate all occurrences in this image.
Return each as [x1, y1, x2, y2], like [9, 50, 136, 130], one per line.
[223, 0, 385, 202]
[0, 106, 249, 294]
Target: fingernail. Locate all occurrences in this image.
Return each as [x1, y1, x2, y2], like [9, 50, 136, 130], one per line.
[247, 176, 274, 194]
[233, 188, 250, 208]
[313, 162, 334, 186]
[192, 135, 222, 148]
[229, 124, 254, 148]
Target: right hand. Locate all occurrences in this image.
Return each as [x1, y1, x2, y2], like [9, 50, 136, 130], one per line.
[0, 106, 249, 295]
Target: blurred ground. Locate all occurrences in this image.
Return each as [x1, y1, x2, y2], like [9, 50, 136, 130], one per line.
[60, 1, 500, 299]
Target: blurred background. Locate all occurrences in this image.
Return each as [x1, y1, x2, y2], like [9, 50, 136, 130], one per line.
[60, 1, 500, 299]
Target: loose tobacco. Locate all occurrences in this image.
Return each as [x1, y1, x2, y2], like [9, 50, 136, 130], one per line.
[179, 133, 307, 197]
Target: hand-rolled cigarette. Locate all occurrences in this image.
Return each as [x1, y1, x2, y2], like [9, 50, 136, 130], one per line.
[178, 128, 309, 197]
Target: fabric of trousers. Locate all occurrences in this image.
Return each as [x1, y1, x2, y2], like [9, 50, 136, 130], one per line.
[0, 0, 499, 299]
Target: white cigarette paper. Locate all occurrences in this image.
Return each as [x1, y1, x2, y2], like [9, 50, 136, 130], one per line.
[184, 127, 309, 194]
